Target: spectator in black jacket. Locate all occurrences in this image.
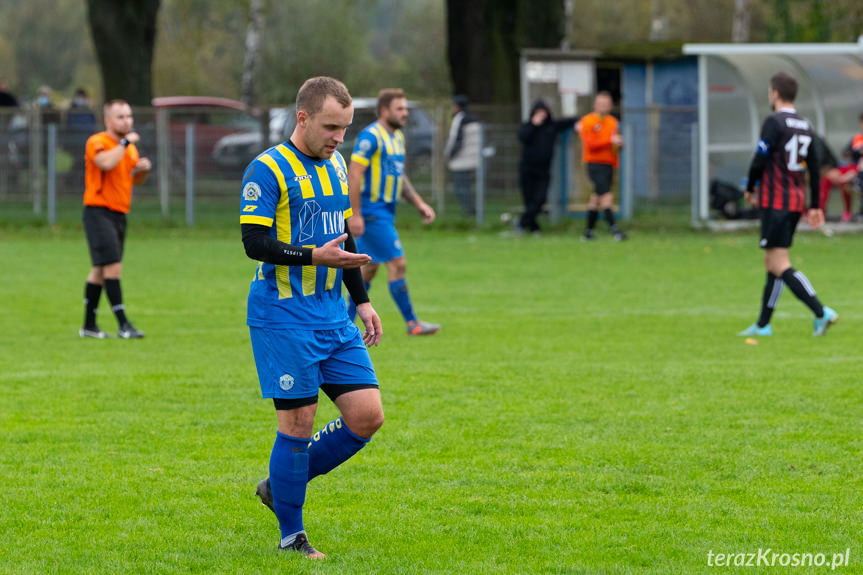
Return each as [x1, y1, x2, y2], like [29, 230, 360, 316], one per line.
[517, 100, 578, 234]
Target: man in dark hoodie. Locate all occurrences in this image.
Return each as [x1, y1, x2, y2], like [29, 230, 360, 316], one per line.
[517, 100, 579, 234]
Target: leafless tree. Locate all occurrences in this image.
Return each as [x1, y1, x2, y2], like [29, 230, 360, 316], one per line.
[241, 0, 265, 107]
[732, 0, 751, 43]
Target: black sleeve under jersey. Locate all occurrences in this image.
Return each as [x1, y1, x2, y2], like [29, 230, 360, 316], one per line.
[342, 222, 369, 306]
[807, 142, 821, 210]
[746, 116, 782, 193]
[241, 223, 313, 265]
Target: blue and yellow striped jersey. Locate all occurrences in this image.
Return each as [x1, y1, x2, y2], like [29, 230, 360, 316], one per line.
[350, 121, 405, 218]
[240, 140, 352, 329]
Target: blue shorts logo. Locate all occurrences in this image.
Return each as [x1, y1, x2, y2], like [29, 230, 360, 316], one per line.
[279, 373, 295, 391]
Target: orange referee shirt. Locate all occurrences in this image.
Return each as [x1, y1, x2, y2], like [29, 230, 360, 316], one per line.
[83, 132, 139, 214]
[579, 113, 619, 168]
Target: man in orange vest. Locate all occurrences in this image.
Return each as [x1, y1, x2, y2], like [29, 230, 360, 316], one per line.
[80, 100, 151, 339]
[578, 92, 627, 241]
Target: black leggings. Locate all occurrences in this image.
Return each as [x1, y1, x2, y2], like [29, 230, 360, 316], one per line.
[519, 169, 550, 232]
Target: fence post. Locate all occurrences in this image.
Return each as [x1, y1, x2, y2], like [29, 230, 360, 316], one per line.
[475, 123, 485, 226]
[156, 108, 170, 220]
[30, 109, 43, 215]
[47, 124, 57, 225]
[432, 104, 445, 215]
[621, 122, 634, 220]
[690, 122, 700, 227]
[553, 130, 572, 225]
[185, 123, 195, 226]
[0, 110, 9, 199]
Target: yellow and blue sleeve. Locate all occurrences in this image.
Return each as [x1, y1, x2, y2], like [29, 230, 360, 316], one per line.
[240, 159, 279, 226]
[350, 130, 378, 167]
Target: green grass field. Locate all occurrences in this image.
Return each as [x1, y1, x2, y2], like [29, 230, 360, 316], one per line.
[1, 219, 862, 574]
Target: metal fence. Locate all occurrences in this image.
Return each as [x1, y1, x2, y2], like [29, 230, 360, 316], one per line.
[0, 103, 695, 228]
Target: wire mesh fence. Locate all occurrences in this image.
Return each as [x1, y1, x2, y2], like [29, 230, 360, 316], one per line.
[1, 103, 696, 228]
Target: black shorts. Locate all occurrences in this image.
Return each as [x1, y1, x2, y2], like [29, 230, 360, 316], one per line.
[587, 163, 614, 196]
[83, 206, 126, 266]
[760, 210, 801, 249]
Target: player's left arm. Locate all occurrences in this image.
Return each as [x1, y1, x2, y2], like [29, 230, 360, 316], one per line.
[348, 160, 368, 237]
[400, 174, 435, 224]
[806, 143, 824, 229]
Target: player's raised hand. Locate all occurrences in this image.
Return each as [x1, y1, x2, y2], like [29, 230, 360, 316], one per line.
[312, 234, 371, 269]
[807, 208, 825, 230]
[124, 131, 141, 144]
[356, 302, 382, 346]
[134, 157, 152, 172]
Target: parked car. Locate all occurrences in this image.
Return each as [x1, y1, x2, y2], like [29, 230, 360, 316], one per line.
[212, 98, 435, 170]
[150, 96, 261, 176]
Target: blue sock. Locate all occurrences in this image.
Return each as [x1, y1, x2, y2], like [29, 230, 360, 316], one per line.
[388, 278, 417, 323]
[347, 282, 371, 322]
[307, 417, 370, 481]
[269, 432, 309, 540]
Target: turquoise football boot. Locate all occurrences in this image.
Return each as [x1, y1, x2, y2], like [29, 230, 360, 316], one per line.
[738, 323, 772, 336]
[813, 306, 838, 336]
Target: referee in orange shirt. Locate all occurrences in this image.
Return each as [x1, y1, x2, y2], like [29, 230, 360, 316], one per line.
[80, 100, 150, 339]
[578, 92, 627, 241]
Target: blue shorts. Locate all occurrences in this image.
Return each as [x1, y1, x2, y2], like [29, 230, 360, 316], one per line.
[249, 324, 378, 400]
[356, 216, 403, 263]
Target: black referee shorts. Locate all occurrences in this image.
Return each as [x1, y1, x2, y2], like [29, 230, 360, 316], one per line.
[759, 209, 801, 249]
[587, 163, 614, 196]
[83, 206, 127, 266]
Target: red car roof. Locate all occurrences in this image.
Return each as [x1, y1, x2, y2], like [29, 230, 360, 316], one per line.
[151, 96, 247, 111]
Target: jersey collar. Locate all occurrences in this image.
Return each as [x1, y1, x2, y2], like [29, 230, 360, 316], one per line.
[287, 138, 327, 165]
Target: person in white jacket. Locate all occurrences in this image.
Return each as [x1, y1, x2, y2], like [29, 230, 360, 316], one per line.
[444, 95, 480, 216]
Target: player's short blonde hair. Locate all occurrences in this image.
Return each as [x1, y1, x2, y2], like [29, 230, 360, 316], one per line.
[296, 77, 352, 116]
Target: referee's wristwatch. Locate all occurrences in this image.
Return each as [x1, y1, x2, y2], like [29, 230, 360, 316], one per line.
[120, 138, 130, 147]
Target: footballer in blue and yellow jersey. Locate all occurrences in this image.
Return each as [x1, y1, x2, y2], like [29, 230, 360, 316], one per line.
[240, 140, 353, 330]
[244, 78, 385, 559]
[350, 120, 406, 218]
[345, 89, 439, 336]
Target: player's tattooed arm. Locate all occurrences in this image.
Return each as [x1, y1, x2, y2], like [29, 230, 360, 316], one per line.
[241, 223, 313, 265]
[401, 175, 435, 224]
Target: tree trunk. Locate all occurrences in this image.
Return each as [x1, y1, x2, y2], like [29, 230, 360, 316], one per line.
[87, 0, 160, 105]
[447, 0, 563, 105]
[732, 0, 751, 43]
[241, 0, 265, 108]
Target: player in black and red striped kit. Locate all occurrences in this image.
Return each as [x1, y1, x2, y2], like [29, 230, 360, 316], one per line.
[739, 72, 838, 337]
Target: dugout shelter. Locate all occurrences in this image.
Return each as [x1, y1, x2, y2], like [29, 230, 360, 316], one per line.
[683, 39, 863, 225]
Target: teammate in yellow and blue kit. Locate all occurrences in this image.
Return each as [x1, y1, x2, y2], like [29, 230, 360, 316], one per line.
[347, 88, 440, 336]
[241, 77, 385, 559]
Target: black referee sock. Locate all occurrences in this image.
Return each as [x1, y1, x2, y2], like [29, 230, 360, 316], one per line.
[780, 268, 824, 318]
[104, 278, 129, 326]
[757, 273, 783, 327]
[604, 208, 616, 228]
[84, 282, 102, 329]
[587, 210, 599, 230]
